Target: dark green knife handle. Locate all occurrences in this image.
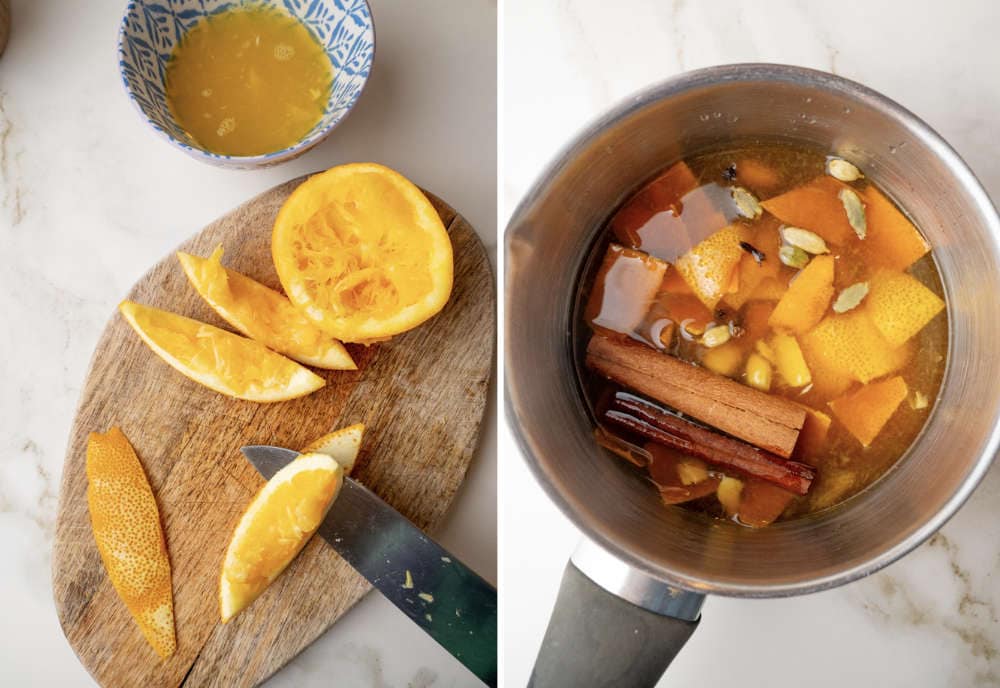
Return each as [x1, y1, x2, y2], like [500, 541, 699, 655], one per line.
[528, 562, 700, 687]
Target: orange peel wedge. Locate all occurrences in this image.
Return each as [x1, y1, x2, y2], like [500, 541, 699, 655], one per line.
[86, 427, 175, 658]
[119, 300, 324, 402]
[219, 453, 344, 622]
[178, 246, 356, 370]
[300, 423, 365, 475]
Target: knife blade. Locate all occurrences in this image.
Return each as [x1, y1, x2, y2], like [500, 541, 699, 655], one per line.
[240, 445, 497, 687]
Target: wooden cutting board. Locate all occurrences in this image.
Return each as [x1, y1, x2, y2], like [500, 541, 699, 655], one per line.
[51, 176, 494, 687]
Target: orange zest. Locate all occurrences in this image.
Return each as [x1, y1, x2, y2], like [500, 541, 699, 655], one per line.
[829, 376, 909, 446]
[800, 310, 912, 384]
[858, 186, 931, 270]
[674, 224, 747, 309]
[769, 255, 835, 334]
[760, 176, 856, 245]
[722, 218, 782, 309]
[86, 427, 175, 658]
[865, 269, 945, 348]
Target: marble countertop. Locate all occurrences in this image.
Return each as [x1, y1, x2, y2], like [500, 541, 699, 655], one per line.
[0, 0, 495, 686]
[501, 1, 1000, 686]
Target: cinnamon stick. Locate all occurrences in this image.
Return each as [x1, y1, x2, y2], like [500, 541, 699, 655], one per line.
[604, 392, 815, 495]
[586, 335, 805, 458]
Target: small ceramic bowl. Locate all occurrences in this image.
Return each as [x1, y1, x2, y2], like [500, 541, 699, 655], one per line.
[117, 0, 374, 168]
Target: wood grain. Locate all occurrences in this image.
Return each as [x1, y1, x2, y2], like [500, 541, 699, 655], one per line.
[50, 176, 494, 688]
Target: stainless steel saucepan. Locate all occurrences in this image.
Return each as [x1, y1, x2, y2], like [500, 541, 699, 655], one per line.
[505, 63, 1000, 686]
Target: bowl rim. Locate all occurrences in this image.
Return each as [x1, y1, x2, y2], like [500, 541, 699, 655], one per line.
[504, 62, 1000, 597]
[115, 0, 376, 166]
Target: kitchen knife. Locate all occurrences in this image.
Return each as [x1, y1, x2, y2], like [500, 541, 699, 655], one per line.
[240, 445, 497, 688]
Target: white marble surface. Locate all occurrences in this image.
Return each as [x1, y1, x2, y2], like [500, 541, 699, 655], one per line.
[0, 0, 495, 686]
[501, 1, 1000, 686]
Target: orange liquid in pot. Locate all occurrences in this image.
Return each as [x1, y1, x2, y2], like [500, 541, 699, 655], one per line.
[578, 142, 949, 526]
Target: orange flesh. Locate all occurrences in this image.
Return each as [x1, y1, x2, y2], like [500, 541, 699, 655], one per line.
[289, 174, 434, 318]
[272, 163, 453, 342]
[580, 142, 948, 525]
[223, 469, 337, 590]
[220, 456, 342, 622]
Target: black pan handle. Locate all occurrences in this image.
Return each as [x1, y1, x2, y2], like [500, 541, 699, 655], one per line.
[528, 541, 704, 688]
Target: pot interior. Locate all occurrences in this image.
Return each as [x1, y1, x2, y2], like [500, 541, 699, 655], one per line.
[505, 65, 1000, 595]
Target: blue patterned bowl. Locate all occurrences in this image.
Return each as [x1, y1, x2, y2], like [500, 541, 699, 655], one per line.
[117, 0, 374, 168]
